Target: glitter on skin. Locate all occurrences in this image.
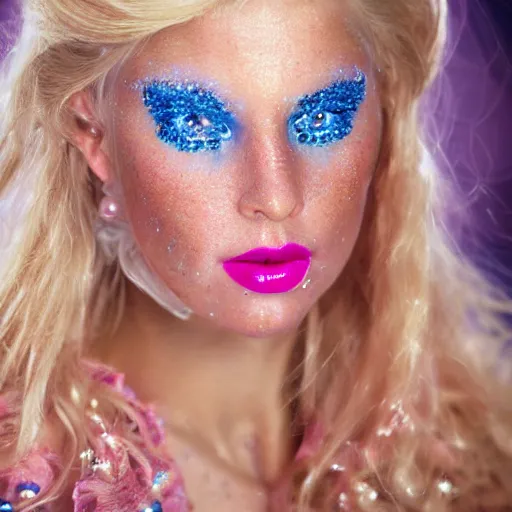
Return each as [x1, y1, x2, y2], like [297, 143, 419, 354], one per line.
[137, 79, 237, 153]
[288, 68, 366, 148]
[110, 1, 382, 340]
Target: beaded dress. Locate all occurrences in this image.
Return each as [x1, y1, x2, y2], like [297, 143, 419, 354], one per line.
[0, 361, 328, 512]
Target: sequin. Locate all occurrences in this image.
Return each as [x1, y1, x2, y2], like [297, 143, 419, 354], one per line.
[80, 448, 94, 464]
[337, 492, 349, 510]
[0, 500, 13, 512]
[141, 500, 163, 512]
[376, 400, 414, 437]
[90, 457, 112, 475]
[405, 486, 416, 497]
[15, 482, 40, 500]
[152, 471, 169, 489]
[437, 477, 456, 496]
[288, 69, 366, 148]
[354, 481, 378, 502]
[140, 80, 236, 153]
[302, 278, 312, 289]
[101, 433, 117, 447]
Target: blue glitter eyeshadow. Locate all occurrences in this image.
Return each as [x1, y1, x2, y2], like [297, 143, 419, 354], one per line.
[288, 70, 367, 148]
[140, 80, 236, 153]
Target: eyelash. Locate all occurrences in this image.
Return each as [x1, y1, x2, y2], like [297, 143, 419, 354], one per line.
[288, 73, 367, 148]
[142, 81, 235, 153]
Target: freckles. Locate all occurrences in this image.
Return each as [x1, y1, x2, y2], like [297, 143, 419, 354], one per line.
[301, 142, 362, 204]
[120, 164, 187, 272]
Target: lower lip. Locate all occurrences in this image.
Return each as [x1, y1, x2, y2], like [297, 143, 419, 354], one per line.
[222, 259, 311, 294]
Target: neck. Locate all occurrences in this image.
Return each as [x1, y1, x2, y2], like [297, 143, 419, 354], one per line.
[92, 282, 304, 483]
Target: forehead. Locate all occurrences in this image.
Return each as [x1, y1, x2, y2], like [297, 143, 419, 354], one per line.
[119, 0, 370, 105]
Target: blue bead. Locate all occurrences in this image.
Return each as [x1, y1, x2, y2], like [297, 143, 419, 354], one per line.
[0, 499, 14, 512]
[15, 482, 40, 495]
[141, 501, 162, 512]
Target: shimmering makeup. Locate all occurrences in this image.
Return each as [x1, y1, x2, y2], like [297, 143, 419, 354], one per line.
[138, 79, 237, 153]
[288, 69, 366, 148]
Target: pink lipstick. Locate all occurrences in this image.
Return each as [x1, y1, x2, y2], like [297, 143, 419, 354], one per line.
[222, 243, 312, 294]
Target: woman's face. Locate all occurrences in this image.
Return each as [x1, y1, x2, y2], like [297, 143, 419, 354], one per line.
[108, 0, 382, 337]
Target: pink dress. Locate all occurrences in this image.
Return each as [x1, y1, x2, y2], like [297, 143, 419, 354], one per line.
[0, 362, 328, 511]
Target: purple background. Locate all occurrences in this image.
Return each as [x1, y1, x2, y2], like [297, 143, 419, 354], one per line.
[1, 0, 512, 295]
[434, 0, 512, 295]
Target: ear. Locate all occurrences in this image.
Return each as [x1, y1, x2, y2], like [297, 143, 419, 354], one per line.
[67, 91, 112, 183]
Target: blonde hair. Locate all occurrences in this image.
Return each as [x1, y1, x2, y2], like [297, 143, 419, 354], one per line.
[0, 0, 511, 510]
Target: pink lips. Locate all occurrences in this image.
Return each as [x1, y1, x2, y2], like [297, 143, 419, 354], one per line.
[222, 243, 312, 294]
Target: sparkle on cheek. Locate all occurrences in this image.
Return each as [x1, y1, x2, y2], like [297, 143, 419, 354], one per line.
[288, 68, 367, 148]
[135, 79, 237, 154]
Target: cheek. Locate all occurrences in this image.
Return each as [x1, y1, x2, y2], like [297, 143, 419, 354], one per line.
[112, 102, 202, 250]
[303, 109, 381, 260]
[309, 156, 370, 268]
[121, 162, 206, 257]
[307, 132, 379, 226]
[116, 144, 234, 293]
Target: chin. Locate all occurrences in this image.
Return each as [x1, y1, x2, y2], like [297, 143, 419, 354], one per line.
[208, 299, 312, 339]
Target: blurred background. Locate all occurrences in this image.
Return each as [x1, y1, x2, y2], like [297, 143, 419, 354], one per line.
[1, 0, 512, 297]
[433, 0, 512, 299]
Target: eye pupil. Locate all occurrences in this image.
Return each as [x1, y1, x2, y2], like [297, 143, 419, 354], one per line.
[184, 113, 200, 127]
[312, 112, 325, 128]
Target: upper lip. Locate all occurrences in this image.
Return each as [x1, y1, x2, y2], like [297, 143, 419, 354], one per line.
[224, 243, 312, 264]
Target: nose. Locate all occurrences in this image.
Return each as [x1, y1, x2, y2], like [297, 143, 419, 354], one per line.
[237, 127, 304, 222]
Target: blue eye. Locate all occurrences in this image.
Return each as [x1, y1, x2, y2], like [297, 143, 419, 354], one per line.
[288, 71, 367, 148]
[141, 80, 235, 153]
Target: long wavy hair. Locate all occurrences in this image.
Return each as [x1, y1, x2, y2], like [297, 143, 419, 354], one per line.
[1, 0, 512, 510]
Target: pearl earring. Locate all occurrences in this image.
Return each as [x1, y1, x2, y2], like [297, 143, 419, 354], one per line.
[98, 196, 120, 221]
[89, 125, 100, 138]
